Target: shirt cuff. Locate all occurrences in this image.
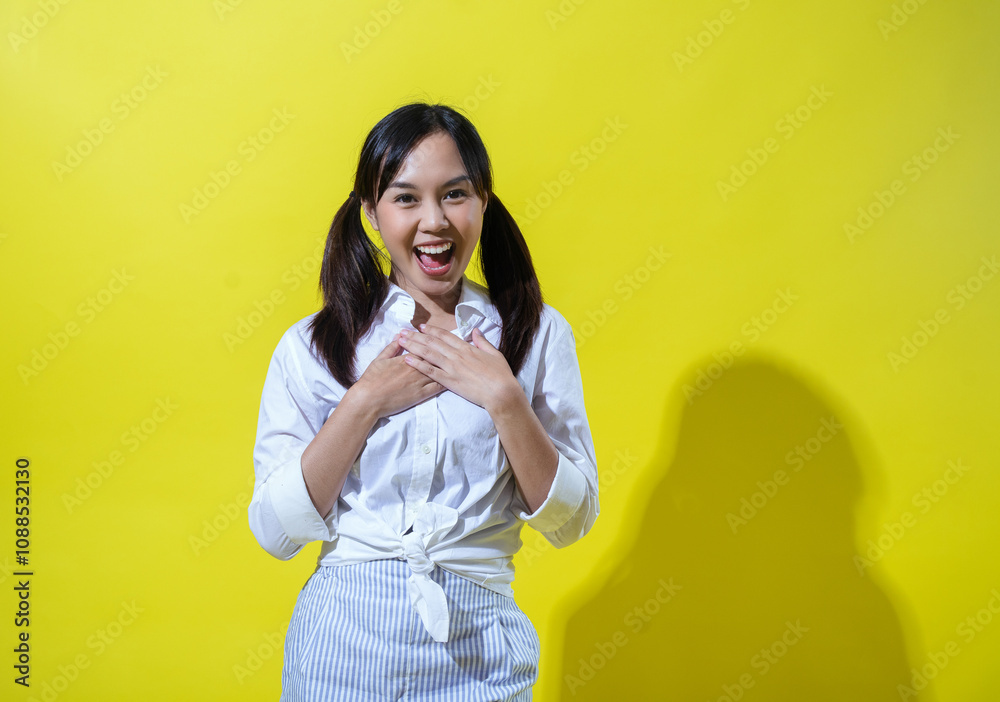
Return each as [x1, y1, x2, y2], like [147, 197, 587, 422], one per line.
[269, 449, 337, 545]
[517, 450, 588, 533]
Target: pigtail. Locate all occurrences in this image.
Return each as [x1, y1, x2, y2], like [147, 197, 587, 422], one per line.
[308, 194, 388, 387]
[479, 192, 543, 376]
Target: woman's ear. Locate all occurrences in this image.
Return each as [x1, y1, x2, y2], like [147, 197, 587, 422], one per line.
[362, 200, 379, 232]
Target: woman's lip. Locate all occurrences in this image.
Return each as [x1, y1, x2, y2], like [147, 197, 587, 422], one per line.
[414, 248, 454, 276]
[413, 240, 453, 249]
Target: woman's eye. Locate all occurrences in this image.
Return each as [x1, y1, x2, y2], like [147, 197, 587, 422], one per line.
[394, 190, 467, 203]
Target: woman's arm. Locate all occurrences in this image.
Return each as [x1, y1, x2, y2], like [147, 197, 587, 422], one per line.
[513, 314, 599, 548]
[299, 385, 379, 519]
[484, 383, 560, 514]
[250, 327, 337, 560]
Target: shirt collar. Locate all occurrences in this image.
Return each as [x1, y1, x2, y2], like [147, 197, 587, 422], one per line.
[380, 273, 502, 327]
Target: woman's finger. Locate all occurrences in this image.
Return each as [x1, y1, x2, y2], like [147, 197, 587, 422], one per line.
[403, 354, 446, 385]
[375, 334, 403, 360]
[399, 331, 454, 366]
[470, 327, 500, 353]
[416, 323, 468, 351]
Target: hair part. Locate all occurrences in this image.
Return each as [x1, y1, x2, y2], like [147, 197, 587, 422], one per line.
[308, 102, 543, 388]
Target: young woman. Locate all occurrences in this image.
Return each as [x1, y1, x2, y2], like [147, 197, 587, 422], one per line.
[250, 102, 600, 701]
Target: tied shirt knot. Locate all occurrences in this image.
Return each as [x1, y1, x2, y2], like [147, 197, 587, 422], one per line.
[400, 502, 460, 643]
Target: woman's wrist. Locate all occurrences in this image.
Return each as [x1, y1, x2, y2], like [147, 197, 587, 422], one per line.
[341, 381, 383, 425]
[485, 379, 529, 420]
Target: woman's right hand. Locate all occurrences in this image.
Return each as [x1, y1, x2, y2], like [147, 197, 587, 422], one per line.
[349, 333, 444, 418]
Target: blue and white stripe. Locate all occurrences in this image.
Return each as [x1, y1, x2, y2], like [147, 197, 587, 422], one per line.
[280, 558, 540, 701]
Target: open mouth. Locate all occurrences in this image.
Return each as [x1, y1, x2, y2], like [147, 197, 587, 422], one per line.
[413, 242, 455, 276]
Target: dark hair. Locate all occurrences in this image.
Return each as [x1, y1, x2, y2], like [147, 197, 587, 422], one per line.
[308, 102, 543, 388]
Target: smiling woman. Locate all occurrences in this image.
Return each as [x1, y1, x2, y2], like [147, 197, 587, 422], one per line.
[249, 102, 600, 701]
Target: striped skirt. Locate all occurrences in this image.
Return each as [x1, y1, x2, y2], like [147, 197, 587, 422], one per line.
[279, 558, 540, 701]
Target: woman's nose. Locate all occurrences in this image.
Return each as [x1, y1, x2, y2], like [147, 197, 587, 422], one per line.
[419, 199, 449, 230]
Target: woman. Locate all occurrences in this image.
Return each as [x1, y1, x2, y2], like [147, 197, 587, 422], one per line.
[250, 102, 600, 701]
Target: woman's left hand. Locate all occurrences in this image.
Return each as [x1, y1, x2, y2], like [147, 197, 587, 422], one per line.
[397, 324, 520, 414]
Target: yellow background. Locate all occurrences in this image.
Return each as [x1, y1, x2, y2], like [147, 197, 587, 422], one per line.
[2, 0, 998, 699]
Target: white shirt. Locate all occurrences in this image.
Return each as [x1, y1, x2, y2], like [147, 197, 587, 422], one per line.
[249, 273, 599, 642]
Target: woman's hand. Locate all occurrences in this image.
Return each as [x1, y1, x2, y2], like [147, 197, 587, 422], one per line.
[350, 334, 445, 418]
[396, 324, 522, 415]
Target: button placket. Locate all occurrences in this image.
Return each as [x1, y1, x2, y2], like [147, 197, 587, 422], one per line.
[454, 309, 482, 341]
[403, 396, 437, 531]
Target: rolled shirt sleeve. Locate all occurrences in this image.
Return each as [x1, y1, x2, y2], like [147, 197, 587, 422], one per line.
[249, 326, 339, 560]
[516, 309, 600, 548]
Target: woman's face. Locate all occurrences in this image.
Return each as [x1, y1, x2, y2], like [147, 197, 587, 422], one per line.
[362, 131, 487, 312]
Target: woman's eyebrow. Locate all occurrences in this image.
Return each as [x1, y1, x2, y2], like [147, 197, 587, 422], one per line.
[387, 175, 471, 190]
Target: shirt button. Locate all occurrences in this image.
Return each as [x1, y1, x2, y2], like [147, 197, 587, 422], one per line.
[421, 445, 431, 454]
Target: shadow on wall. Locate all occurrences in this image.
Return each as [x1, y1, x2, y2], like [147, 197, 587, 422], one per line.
[558, 353, 929, 702]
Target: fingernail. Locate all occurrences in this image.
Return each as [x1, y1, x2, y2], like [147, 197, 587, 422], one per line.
[419, 323, 426, 331]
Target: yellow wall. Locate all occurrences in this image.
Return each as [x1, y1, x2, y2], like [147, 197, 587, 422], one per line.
[3, 0, 998, 700]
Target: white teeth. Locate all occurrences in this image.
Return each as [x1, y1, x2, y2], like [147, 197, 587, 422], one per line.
[415, 243, 453, 254]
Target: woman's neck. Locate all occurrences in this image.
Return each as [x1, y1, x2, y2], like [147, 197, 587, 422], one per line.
[390, 272, 462, 331]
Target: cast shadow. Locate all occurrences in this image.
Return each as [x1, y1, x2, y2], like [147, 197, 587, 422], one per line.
[558, 353, 929, 701]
